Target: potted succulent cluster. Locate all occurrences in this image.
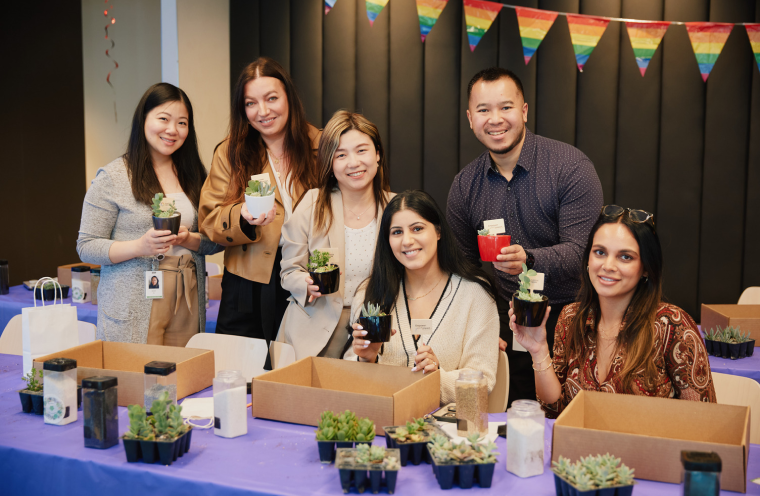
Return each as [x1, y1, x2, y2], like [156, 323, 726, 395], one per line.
[151, 193, 181, 235]
[359, 303, 392, 343]
[34, 281, 70, 301]
[704, 326, 754, 360]
[19, 368, 44, 415]
[384, 417, 446, 466]
[336, 444, 401, 494]
[316, 410, 376, 464]
[552, 454, 635, 496]
[512, 263, 549, 327]
[426, 433, 500, 489]
[476, 228, 511, 262]
[122, 391, 192, 465]
[308, 250, 340, 295]
[244, 178, 277, 218]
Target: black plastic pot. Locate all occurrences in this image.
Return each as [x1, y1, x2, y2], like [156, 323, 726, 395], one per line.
[553, 472, 635, 496]
[359, 315, 392, 343]
[318, 440, 336, 463]
[309, 266, 340, 295]
[740, 341, 749, 359]
[728, 342, 742, 360]
[336, 448, 400, 495]
[719, 341, 729, 359]
[704, 339, 714, 356]
[428, 446, 496, 490]
[383, 426, 432, 466]
[512, 293, 549, 327]
[35, 286, 70, 301]
[123, 428, 192, 465]
[19, 390, 43, 414]
[152, 214, 181, 235]
[77, 385, 82, 411]
[123, 438, 141, 462]
[747, 340, 756, 357]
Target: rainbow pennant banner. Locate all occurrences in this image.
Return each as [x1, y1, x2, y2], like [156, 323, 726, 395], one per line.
[366, 0, 389, 25]
[463, 0, 503, 52]
[514, 7, 558, 65]
[566, 14, 610, 72]
[746, 24, 760, 72]
[625, 21, 670, 76]
[685, 22, 733, 82]
[417, 0, 448, 42]
[325, 0, 337, 14]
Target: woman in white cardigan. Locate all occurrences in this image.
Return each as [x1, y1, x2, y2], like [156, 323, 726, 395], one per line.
[345, 190, 500, 404]
[278, 111, 393, 359]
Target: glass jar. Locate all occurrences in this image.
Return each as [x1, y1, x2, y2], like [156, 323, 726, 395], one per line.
[507, 399, 545, 478]
[681, 451, 721, 496]
[455, 370, 488, 437]
[43, 358, 78, 425]
[213, 370, 247, 438]
[71, 265, 91, 303]
[144, 361, 177, 412]
[83, 376, 119, 449]
[90, 268, 100, 304]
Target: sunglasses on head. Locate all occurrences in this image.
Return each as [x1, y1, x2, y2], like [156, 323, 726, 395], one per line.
[601, 205, 655, 228]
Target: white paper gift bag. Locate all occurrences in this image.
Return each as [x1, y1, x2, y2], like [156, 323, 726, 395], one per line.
[22, 278, 79, 375]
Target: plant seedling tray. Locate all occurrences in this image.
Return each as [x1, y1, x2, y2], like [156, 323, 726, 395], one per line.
[18, 390, 44, 415]
[122, 428, 193, 466]
[553, 473, 635, 496]
[318, 440, 363, 464]
[383, 424, 449, 466]
[336, 448, 400, 494]
[704, 339, 755, 360]
[427, 445, 496, 489]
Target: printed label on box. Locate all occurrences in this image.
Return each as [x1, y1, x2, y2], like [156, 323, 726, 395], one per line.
[529, 273, 545, 291]
[411, 319, 433, 336]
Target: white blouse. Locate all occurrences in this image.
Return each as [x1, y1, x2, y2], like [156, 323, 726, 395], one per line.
[165, 192, 193, 257]
[343, 219, 377, 307]
[269, 153, 293, 248]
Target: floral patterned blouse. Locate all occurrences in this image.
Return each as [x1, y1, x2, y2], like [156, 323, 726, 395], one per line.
[539, 302, 716, 418]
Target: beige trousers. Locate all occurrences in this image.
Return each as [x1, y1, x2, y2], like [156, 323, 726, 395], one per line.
[318, 307, 351, 358]
[147, 254, 199, 347]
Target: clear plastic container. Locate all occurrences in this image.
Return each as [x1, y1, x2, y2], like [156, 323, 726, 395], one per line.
[83, 376, 119, 449]
[213, 370, 247, 438]
[507, 399, 545, 478]
[90, 268, 100, 304]
[455, 370, 488, 437]
[681, 451, 721, 496]
[43, 358, 78, 425]
[144, 361, 177, 412]
[71, 265, 91, 303]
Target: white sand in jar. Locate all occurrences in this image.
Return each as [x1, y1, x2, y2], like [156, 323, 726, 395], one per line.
[44, 373, 78, 425]
[214, 385, 247, 438]
[506, 417, 544, 477]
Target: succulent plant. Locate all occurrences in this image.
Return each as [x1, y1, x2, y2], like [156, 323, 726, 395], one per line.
[361, 302, 387, 318]
[308, 250, 337, 273]
[552, 456, 572, 477]
[516, 263, 544, 302]
[553, 454, 636, 490]
[615, 464, 635, 485]
[167, 403, 187, 438]
[21, 368, 43, 392]
[124, 404, 154, 441]
[150, 391, 171, 438]
[151, 193, 177, 218]
[383, 456, 400, 470]
[477, 228, 491, 235]
[245, 179, 276, 197]
[356, 418, 376, 442]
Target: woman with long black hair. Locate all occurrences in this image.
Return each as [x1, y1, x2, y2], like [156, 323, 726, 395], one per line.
[345, 190, 500, 404]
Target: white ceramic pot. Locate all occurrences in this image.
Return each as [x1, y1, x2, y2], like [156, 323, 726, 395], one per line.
[245, 193, 276, 219]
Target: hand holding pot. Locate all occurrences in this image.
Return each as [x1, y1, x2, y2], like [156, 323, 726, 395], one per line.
[494, 245, 527, 275]
[306, 276, 322, 303]
[508, 301, 552, 357]
[138, 228, 176, 256]
[352, 323, 397, 362]
[413, 344, 439, 374]
[241, 203, 276, 226]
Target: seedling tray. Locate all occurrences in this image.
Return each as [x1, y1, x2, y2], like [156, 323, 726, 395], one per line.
[18, 390, 44, 415]
[318, 440, 366, 464]
[122, 428, 193, 466]
[383, 424, 448, 466]
[427, 445, 496, 489]
[704, 339, 755, 360]
[553, 473, 634, 496]
[336, 448, 400, 494]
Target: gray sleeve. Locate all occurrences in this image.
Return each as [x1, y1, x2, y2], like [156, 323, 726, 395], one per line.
[77, 168, 119, 266]
[195, 231, 224, 256]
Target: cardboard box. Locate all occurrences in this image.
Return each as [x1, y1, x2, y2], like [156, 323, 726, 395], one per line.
[208, 273, 222, 300]
[251, 357, 440, 435]
[702, 304, 760, 344]
[33, 340, 214, 407]
[552, 390, 749, 493]
[57, 263, 100, 288]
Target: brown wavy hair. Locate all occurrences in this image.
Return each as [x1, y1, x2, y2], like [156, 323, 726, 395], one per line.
[223, 57, 317, 205]
[313, 111, 391, 233]
[565, 212, 662, 393]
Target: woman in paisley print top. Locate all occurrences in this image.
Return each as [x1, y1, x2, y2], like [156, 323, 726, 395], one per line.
[508, 205, 716, 418]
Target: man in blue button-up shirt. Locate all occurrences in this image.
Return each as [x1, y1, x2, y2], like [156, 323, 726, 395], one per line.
[447, 67, 603, 406]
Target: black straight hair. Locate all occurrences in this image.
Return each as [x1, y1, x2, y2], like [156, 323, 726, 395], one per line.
[467, 66, 524, 100]
[123, 82, 207, 210]
[363, 190, 496, 313]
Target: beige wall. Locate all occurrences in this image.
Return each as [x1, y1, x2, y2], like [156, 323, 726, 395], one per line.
[81, 0, 162, 185]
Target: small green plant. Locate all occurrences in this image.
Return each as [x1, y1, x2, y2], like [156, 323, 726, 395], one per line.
[516, 263, 544, 302]
[151, 193, 177, 218]
[308, 250, 337, 273]
[426, 433, 499, 465]
[124, 404, 154, 441]
[477, 228, 492, 236]
[703, 327, 720, 341]
[360, 302, 387, 318]
[21, 368, 43, 392]
[245, 179, 276, 197]
[711, 325, 750, 344]
[383, 456, 400, 470]
[150, 392, 171, 438]
[552, 454, 635, 490]
[356, 418, 376, 442]
[316, 410, 339, 441]
[467, 433, 500, 464]
[167, 404, 188, 438]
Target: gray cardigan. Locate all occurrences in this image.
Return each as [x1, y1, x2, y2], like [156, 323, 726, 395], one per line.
[77, 158, 221, 344]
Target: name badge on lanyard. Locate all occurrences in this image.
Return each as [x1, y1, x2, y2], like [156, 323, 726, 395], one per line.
[145, 271, 163, 299]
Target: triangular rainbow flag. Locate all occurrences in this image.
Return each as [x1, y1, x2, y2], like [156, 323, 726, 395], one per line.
[566, 14, 610, 72]
[366, 0, 389, 25]
[685, 22, 734, 82]
[625, 21, 670, 76]
[463, 0, 503, 52]
[515, 6, 559, 65]
[417, 0, 448, 42]
[325, 0, 337, 14]
[745, 24, 760, 73]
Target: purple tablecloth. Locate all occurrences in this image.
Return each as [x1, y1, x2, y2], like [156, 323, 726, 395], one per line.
[710, 353, 760, 383]
[0, 284, 220, 334]
[0, 354, 757, 495]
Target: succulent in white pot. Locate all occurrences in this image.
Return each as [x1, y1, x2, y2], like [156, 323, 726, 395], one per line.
[244, 178, 277, 219]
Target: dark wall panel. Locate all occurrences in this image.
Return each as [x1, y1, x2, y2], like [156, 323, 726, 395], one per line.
[323, 0, 356, 122]
[229, 0, 260, 92]
[291, 0, 323, 126]
[356, 0, 390, 152]
[260, 0, 290, 71]
[499, 1, 538, 133]
[746, 18, 760, 290]
[389, 0, 424, 192]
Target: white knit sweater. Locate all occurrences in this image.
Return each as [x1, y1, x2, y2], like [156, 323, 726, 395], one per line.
[345, 274, 500, 404]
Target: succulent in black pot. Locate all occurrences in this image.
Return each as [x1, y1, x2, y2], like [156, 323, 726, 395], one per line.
[307, 250, 340, 295]
[512, 264, 549, 327]
[358, 302, 392, 343]
[19, 368, 44, 415]
[151, 193, 181, 235]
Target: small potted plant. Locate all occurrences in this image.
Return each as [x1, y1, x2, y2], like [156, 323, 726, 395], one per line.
[19, 368, 44, 414]
[337, 445, 401, 494]
[244, 178, 276, 219]
[427, 433, 500, 489]
[476, 228, 511, 262]
[355, 417, 376, 447]
[35, 281, 70, 301]
[702, 328, 719, 356]
[552, 454, 635, 496]
[151, 193, 181, 235]
[384, 417, 442, 466]
[308, 250, 340, 295]
[359, 303, 392, 343]
[316, 410, 370, 463]
[121, 391, 192, 465]
[744, 330, 755, 358]
[512, 263, 549, 327]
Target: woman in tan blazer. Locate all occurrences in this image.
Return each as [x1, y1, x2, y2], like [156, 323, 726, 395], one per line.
[199, 57, 319, 343]
[279, 111, 393, 359]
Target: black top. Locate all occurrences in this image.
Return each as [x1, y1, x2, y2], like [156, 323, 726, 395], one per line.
[82, 376, 118, 390]
[144, 361, 176, 375]
[681, 451, 722, 472]
[43, 358, 77, 372]
[71, 266, 90, 273]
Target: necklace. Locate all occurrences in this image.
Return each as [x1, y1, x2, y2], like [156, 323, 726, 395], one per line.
[597, 321, 622, 340]
[268, 150, 286, 179]
[407, 275, 445, 301]
[346, 202, 373, 220]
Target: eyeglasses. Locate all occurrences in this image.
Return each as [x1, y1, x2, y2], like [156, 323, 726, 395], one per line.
[601, 205, 655, 228]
